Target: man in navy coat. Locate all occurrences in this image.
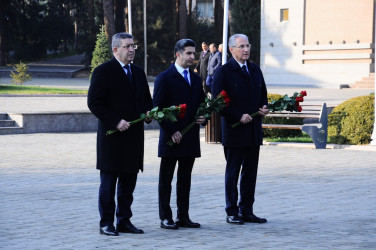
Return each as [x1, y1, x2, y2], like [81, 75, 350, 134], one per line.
[206, 43, 222, 93]
[88, 33, 152, 236]
[153, 39, 206, 230]
[211, 34, 269, 225]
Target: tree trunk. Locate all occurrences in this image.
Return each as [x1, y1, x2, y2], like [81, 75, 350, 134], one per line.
[179, 0, 187, 39]
[214, 0, 224, 43]
[103, 0, 116, 40]
[115, 0, 125, 32]
[0, 1, 9, 65]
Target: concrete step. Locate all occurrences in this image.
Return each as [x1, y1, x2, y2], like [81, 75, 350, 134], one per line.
[350, 73, 375, 89]
[0, 113, 8, 119]
[0, 120, 15, 127]
[0, 127, 24, 135]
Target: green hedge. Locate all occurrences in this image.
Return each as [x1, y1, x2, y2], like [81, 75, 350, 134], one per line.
[328, 95, 374, 145]
[263, 93, 303, 138]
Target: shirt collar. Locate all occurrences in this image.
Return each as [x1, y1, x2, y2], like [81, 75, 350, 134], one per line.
[234, 59, 247, 69]
[115, 58, 130, 68]
[174, 62, 189, 76]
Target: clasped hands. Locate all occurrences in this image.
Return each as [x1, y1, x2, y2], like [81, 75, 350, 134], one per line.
[240, 105, 269, 124]
[116, 111, 152, 132]
[171, 116, 206, 144]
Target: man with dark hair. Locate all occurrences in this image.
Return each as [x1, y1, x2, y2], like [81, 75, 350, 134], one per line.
[211, 34, 269, 225]
[194, 42, 210, 93]
[206, 43, 222, 93]
[153, 38, 206, 230]
[88, 32, 152, 236]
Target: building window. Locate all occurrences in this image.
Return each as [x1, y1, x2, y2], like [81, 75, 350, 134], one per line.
[196, 0, 214, 18]
[280, 8, 289, 22]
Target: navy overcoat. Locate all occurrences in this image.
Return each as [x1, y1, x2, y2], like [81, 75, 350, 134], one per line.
[88, 58, 152, 173]
[211, 58, 268, 147]
[153, 64, 205, 157]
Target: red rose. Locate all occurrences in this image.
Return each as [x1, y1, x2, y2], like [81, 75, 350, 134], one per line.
[179, 104, 187, 119]
[297, 105, 302, 112]
[220, 90, 231, 106]
[295, 96, 304, 102]
[300, 90, 307, 96]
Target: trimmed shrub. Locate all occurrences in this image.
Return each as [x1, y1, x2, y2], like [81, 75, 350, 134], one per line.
[328, 95, 374, 145]
[263, 93, 303, 138]
[91, 25, 112, 73]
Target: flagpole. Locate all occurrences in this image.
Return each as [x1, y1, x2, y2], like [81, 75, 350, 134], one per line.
[371, 1, 376, 145]
[222, 0, 229, 64]
[128, 0, 132, 34]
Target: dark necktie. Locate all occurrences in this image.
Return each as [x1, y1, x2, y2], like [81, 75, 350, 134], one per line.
[242, 65, 250, 78]
[123, 65, 133, 83]
[183, 70, 190, 85]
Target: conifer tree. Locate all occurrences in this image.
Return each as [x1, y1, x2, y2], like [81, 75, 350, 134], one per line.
[91, 25, 112, 72]
[230, 0, 261, 64]
[10, 61, 32, 85]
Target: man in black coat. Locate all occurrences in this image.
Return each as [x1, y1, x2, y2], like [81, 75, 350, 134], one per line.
[211, 34, 269, 225]
[194, 42, 210, 93]
[88, 33, 152, 236]
[153, 39, 206, 230]
[206, 43, 222, 93]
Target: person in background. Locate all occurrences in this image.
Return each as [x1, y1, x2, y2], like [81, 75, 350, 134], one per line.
[153, 39, 206, 230]
[211, 34, 269, 225]
[88, 32, 152, 236]
[206, 43, 222, 93]
[194, 42, 211, 94]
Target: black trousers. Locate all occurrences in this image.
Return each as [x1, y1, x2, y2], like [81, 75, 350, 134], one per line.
[98, 170, 138, 227]
[158, 157, 195, 220]
[224, 146, 260, 216]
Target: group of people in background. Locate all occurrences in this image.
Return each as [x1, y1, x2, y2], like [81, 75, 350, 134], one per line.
[88, 32, 269, 236]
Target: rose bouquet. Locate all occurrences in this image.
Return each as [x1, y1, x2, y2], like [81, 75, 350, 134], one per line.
[167, 90, 230, 146]
[106, 104, 186, 135]
[231, 90, 307, 128]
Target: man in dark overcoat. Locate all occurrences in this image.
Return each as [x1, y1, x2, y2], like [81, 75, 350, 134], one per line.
[194, 42, 210, 93]
[211, 34, 269, 225]
[88, 33, 152, 236]
[206, 43, 222, 93]
[153, 39, 206, 230]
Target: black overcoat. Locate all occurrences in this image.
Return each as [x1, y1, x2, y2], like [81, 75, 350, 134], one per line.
[211, 58, 268, 147]
[153, 64, 205, 158]
[88, 58, 152, 173]
[195, 50, 210, 81]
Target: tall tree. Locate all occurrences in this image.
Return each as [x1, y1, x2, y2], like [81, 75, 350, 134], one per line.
[115, 0, 125, 32]
[0, 0, 9, 65]
[214, 0, 224, 44]
[178, 0, 187, 39]
[230, 0, 261, 64]
[103, 0, 115, 40]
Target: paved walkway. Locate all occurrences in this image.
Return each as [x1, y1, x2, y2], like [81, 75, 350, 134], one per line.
[1, 130, 375, 249]
[1, 60, 376, 248]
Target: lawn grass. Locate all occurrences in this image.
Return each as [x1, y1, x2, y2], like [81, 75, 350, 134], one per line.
[264, 133, 333, 143]
[0, 85, 87, 95]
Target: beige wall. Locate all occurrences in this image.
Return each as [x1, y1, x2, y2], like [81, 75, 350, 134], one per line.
[305, 0, 374, 45]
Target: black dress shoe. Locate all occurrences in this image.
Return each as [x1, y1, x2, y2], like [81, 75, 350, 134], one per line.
[100, 225, 119, 236]
[117, 221, 144, 234]
[160, 219, 179, 229]
[175, 218, 201, 228]
[226, 215, 244, 225]
[239, 213, 267, 223]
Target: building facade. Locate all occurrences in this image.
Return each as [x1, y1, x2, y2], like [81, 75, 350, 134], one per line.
[260, 0, 374, 88]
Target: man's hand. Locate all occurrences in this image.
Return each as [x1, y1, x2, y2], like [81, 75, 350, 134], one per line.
[258, 105, 269, 117]
[240, 114, 252, 124]
[144, 111, 153, 122]
[194, 69, 198, 73]
[196, 116, 206, 125]
[171, 131, 182, 144]
[116, 119, 130, 131]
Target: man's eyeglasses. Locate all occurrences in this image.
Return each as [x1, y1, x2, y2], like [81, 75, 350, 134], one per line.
[232, 44, 251, 50]
[119, 44, 138, 50]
